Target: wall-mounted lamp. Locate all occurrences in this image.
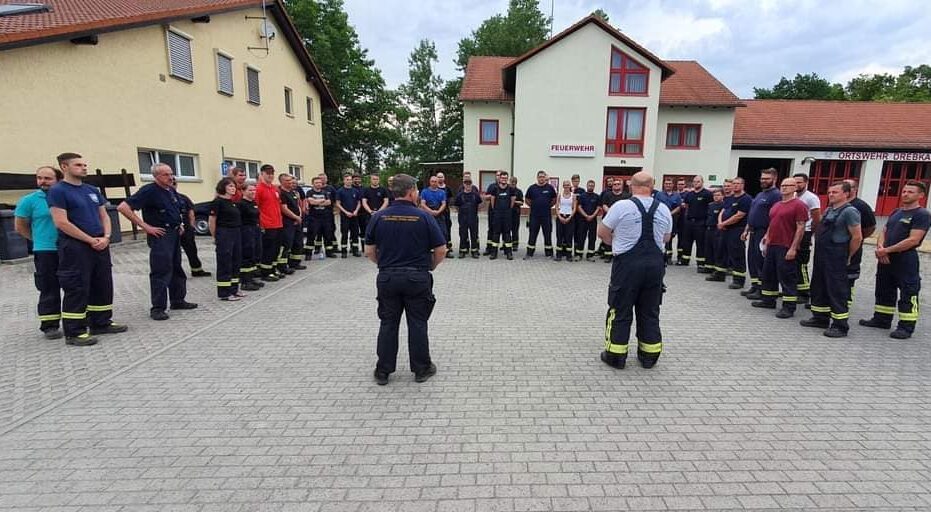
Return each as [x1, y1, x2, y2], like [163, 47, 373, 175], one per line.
[801, 156, 817, 165]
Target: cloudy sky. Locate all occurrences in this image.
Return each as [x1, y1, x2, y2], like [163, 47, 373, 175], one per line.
[342, 0, 931, 97]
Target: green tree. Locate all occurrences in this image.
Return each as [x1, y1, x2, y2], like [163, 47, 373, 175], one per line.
[591, 8, 610, 22]
[753, 73, 846, 100]
[889, 65, 931, 102]
[394, 40, 449, 178]
[285, 0, 397, 177]
[455, 0, 551, 70]
[845, 73, 896, 101]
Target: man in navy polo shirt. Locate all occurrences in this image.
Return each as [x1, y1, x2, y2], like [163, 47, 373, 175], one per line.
[365, 173, 447, 385]
[118, 163, 198, 321]
[717, 177, 753, 289]
[335, 174, 363, 257]
[742, 168, 781, 299]
[15, 166, 64, 339]
[48, 153, 128, 346]
[523, 170, 557, 259]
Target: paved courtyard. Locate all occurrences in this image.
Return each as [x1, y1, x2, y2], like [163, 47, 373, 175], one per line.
[1, 227, 930, 511]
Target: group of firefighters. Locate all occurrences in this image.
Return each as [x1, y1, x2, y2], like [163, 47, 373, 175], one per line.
[13, 152, 929, 346]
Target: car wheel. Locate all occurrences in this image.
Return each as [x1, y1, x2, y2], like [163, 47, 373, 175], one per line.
[194, 216, 210, 236]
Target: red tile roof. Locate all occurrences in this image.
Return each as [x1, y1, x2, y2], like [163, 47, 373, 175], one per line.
[660, 60, 743, 107]
[0, 0, 337, 108]
[733, 100, 931, 149]
[459, 56, 515, 102]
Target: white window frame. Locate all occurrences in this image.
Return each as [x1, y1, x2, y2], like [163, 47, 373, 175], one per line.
[306, 96, 314, 123]
[165, 27, 194, 83]
[245, 65, 261, 105]
[288, 164, 303, 182]
[215, 49, 234, 96]
[284, 87, 294, 116]
[225, 158, 261, 180]
[139, 148, 200, 182]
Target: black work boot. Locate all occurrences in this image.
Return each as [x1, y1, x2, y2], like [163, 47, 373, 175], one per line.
[705, 271, 726, 282]
[823, 323, 848, 338]
[800, 316, 830, 329]
[775, 306, 795, 319]
[859, 317, 891, 329]
[600, 351, 626, 369]
[523, 248, 535, 260]
[751, 300, 776, 309]
[890, 328, 912, 340]
[488, 248, 498, 260]
[471, 250, 480, 259]
[505, 250, 514, 260]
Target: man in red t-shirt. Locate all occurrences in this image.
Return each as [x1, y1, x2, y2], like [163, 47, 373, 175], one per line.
[229, 167, 247, 203]
[752, 178, 810, 318]
[255, 164, 284, 281]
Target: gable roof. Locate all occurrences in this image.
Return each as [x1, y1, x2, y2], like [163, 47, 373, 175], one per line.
[0, 0, 337, 109]
[459, 56, 515, 102]
[733, 100, 931, 150]
[504, 15, 674, 80]
[660, 61, 743, 108]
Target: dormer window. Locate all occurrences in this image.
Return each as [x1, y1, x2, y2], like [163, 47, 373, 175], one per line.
[609, 47, 648, 95]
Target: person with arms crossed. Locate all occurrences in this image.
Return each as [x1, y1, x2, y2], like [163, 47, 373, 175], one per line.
[453, 175, 483, 258]
[751, 178, 808, 318]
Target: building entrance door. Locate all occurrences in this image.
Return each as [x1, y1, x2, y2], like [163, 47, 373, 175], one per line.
[602, 166, 640, 191]
[876, 161, 931, 216]
[808, 160, 861, 209]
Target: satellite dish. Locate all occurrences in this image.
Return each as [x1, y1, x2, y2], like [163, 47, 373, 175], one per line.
[260, 21, 276, 40]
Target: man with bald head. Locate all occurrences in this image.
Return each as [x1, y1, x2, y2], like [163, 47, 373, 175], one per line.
[597, 171, 672, 370]
[119, 163, 197, 320]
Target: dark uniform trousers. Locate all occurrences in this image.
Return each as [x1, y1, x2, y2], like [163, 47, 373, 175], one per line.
[458, 212, 480, 255]
[759, 245, 799, 310]
[33, 251, 61, 332]
[575, 217, 598, 256]
[722, 228, 746, 285]
[678, 218, 706, 267]
[809, 240, 851, 330]
[556, 216, 573, 258]
[289, 218, 304, 267]
[215, 226, 241, 298]
[485, 209, 494, 253]
[358, 213, 371, 250]
[339, 214, 360, 254]
[603, 199, 664, 369]
[179, 222, 205, 272]
[57, 236, 113, 337]
[436, 211, 452, 251]
[847, 246, 864, 307]
[664, 215, 679, 261]
[324, 211, 338, 255]
[510, 208, 521, 250]
[747, 229, 766, 288]
[306, 215, 328, 256]
[240, 225, 261, 284]
[526, 214, 553, 257]
[375, 269, 435, 375]
[796, 232, 813, 298]
[488, 209, 513, 255]
[705, 226, 723, 274]
[147, 228, 187, 312]
[278, 221, 296, 271]
[872, 252, 921, 333]
[260, 228, 282, 276]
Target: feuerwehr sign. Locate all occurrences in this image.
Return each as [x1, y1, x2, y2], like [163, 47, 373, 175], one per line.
[550, 144, 596, 158]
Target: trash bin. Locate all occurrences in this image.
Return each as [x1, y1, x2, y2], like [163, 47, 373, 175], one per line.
[0, 209, 29, 260]
[106, 203, 122, 244]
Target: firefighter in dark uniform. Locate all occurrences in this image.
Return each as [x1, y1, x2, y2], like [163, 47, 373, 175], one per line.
[364, 173, 447, 385]
[14, 166, 64, 339]
[453, 175, 483, 258]
[487, 171, 516, 260]
[654, 178, 682, 264]
[576, 180, 601, 261]
[843, 178, 877, 307]
[119, 162, 198, 321]
[362, 174, 389, 252]
[305, 177, 332, 259]
[437, 172, 455, 253]
[598, 179, 629, 262]
[292, 180, 307, 267]
[860, 180, 929, 339]
[598, 171, 673, 369]
[277, 174, 303, 273]
[704, 188, 727, 281]
[320, 173, 339, 257]
[569, 174, 583, 260]
[717, 177, 752, 289]
[50, 153, 128, 346]
[509, 176, 523, 252]
[742, 168, 781, 299]
[523, 170, 557, 259]
[483, 172, 500, 255]
[174, 179, 210, 277]
[800, 181, 862, 338]
[238, 183, 264, 290]
[677, 175, 713, 270]
[209, 178, 244, 300]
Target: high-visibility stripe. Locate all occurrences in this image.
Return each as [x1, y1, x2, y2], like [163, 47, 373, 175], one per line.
[831, 312, 849, 320]
[750, 278, 761, 285]
[638, 341, 663, 354]
[874, 305, 896, 315]
[810, 305, 831, 313]
[276, 259, 288, 264]
[732, 271, 746, 277]
[216, 281, 232, 286]
[86, 304, 112, 312]
[62, 311, 86, 320]
[682, 255, 691, 261]
[488, 241, 499, 248]
[231, 278, 240, 284]
[38, 314, 61, 321]
[782, 296, 797, 303]
[899, 297, 919, 321]
[239, 266, 257, 273]
[799, 266, 810, 290]
[191, 267, 203, 272]
[544, 245, 553, 250]
[290, 255, 303, 260]
[604, 308, 628, 354]
[695, 257, 705, 263]
[761, 290, 780, 296]
[502, 243, 512, 248]
[259, 264, 273, 269]
[526, 245, 536, 249]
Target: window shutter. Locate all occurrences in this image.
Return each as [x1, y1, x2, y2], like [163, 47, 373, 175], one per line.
[247, 68, 261, 104]
[217, 54, 233, 95]
[167, 30, 193, 81]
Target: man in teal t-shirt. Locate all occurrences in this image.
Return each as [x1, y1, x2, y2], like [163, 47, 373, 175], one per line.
[14, 166, 63, 339]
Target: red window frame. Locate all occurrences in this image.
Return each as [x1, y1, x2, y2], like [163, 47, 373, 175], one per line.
[876, 161, 931, 216]
[608, 46, 649, 96]
[809, 160, 862, 210]
[665, 124, 701, 149]
[479, 119, 499, 145]
[605, 107, 646, 157]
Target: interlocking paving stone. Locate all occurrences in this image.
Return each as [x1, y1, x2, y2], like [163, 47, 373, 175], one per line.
[1, 220, 930, 511]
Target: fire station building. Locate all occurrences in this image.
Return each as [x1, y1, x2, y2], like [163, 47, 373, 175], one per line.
[460, 15, 931, 215]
